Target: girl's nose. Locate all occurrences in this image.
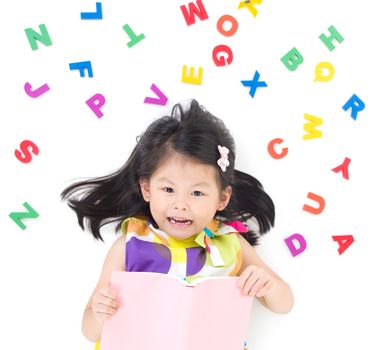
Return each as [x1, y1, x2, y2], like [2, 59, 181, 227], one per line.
[173, 201, 187, 211]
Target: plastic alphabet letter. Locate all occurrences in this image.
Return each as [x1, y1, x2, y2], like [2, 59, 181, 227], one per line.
[86, 93, 106, 118]
[15, 140, 39, 163]
[69, 61, 93, 78]
[24, 24, 52, 51]
[268, 138, 288, 159]
[180, 0, 209, 26]
[80, 2, 103, 20]
[144, 84, 168, 105]
[241, 71, 268, 98]
[319, 25, 344, 51]
[181, 65, 203, 84]
[24, 82, 50, 98]
[238, 0, 263, 18]
[342, 94, 365, 121]
[9, 202, 40, 230]
[212, 45, 233, 67]
[332, 157, 351, 180]
[303, 113, 323, 140]
[280, 47, 304, 72]
[122, 24, 145, 48]
[332, 235, 354, 255]
[284, 233, 307, 257]
[303, 192, 325, 215]
[314, 62, 335, 82]
[216, 15, 238, 37]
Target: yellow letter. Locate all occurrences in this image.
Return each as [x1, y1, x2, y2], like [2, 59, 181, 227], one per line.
[238, 0, 263, 18]
[181, 65, 203, 85]
[303, 113, 323, 140]
[314, 62, 335, 82]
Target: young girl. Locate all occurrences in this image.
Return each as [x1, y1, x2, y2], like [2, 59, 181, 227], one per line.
[61, 99, 294, 348]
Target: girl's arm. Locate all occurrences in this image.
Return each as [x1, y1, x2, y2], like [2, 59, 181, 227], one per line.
[82, 235, 126, 342]
[236, 234, 294, 314]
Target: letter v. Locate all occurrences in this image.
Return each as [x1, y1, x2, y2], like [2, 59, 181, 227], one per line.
[144, 83, 168, 105]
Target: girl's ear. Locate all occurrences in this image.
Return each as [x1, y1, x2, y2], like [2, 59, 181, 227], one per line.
[139, 177, 151, 202]
[217, 186, 232, 211]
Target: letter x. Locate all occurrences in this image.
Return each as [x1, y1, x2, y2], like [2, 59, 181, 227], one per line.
[241, 70, 267, 97]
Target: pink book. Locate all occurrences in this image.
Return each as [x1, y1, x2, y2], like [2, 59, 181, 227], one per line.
[100, 271, 253, 350]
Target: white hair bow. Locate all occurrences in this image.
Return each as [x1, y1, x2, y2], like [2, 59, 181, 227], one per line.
[217, 145, 230, 172]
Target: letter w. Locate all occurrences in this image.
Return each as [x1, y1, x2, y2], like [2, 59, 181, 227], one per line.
[303, 113, 323, 140]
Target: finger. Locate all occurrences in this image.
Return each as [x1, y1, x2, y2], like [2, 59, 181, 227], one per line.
[100, 286, 117, 300]
[95, 293, 122, 309]
[256, 281, 273, 297]
[247, 277, 267, 296]
[237, 267, 255, 289]
[92, 303, 118, 317]
[242, 274, 261, 295]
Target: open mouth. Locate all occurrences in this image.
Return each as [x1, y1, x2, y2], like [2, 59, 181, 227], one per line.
[167, 217, 193, 225]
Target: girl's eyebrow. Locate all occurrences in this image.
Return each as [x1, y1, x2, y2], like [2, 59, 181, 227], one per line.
[157, 177, 210, 187]
[157, 177, 174, 184]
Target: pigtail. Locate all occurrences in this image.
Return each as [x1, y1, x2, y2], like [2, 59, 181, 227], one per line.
[223, 169, 275, 246]
[61, 147, 150, 241]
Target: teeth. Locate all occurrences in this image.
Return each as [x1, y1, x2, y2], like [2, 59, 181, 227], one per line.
[169, 218, 192, 225]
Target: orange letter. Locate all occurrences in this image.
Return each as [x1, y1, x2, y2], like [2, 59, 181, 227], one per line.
[303, 192, 325, 215]
[216, 14, 238, 37]
[268, 138, 288, 159]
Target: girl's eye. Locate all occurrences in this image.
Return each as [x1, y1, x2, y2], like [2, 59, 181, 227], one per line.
[163, 187, 174, 193]
[191, 191, 204, 197]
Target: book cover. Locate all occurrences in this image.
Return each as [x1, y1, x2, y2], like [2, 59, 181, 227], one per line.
[100, 271, 253, 350]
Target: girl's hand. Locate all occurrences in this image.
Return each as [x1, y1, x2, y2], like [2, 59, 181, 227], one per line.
[91, 286, 122, 325]
[237, 265, 276, 297]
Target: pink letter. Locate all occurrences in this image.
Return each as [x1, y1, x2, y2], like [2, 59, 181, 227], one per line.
[86, 93, 105, 118]
[284, 233, 307, 257]
[144, 84, 168, 105]
[24, 82, 50, 98]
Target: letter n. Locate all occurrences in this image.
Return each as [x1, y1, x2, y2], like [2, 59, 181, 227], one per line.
[25, 24, 52, 51]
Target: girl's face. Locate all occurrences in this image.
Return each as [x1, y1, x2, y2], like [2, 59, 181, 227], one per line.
[139, 152, 232, 240]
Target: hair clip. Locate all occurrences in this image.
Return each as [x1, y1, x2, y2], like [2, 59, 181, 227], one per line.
[217, 145, 230, 172]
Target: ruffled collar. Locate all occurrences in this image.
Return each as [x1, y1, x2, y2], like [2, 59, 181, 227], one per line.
[148, 218, 246, 267]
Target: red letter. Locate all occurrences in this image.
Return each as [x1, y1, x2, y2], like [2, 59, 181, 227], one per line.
[332, 235, 354, 255]
[212, 45, 233, 67]
[332, 157, 351, 180]
[15, 140, 39, 163]
[180, 0, 208, 26]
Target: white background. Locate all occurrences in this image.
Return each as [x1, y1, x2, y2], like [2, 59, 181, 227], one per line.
[1, 0, 373, 349]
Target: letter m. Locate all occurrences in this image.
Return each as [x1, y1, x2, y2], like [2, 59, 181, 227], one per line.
[180, 0, 209, 26]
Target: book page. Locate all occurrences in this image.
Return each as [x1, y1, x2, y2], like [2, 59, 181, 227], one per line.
[187, 277, 253, 349]
[100, 271, 253, 350]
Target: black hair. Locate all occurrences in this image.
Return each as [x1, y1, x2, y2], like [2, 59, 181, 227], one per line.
[61, 99, 275, 245]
